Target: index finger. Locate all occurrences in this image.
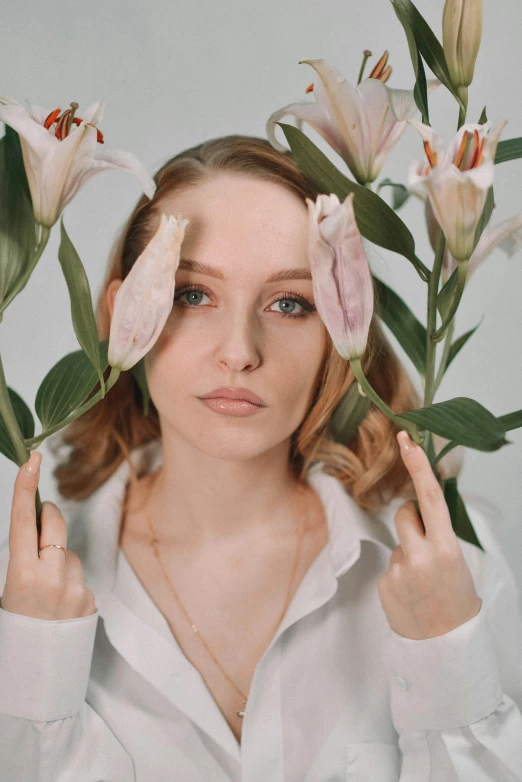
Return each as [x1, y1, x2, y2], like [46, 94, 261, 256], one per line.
[9, 452, 42, 562]
[396, 432, 453, 541]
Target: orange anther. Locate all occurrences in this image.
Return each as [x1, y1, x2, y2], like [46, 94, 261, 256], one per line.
[423, 140, 438, 168]
[468, 129, 482, 169]
[369, 50, 389, 80]
[43, 108, 61, 129]
[453, 130, 472, 169]
[378, 65, 392, 83]
[305, 83, 314, 93]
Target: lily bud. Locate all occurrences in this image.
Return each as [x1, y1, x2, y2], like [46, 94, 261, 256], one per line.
[108, 212, 189, 371]
[443, 0, 483, 88]
[305, 192, 374, 360]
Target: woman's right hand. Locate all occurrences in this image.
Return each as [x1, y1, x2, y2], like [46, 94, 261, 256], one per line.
[1, 451, 97, 620]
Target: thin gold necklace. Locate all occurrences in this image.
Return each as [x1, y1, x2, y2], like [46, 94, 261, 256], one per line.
[145, 481, 306, 719]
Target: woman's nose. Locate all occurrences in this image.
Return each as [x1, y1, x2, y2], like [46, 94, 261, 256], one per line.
[212, 309, 262, 372]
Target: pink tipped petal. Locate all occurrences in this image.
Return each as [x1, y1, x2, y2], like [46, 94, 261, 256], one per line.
[0, 103, 56, 155]
[109, 213, 188, 370]
[91, 147, 156, 199]
[265, 100, 351, 164]
[468, 211, 522, 277]
[299, 58, 368, 183]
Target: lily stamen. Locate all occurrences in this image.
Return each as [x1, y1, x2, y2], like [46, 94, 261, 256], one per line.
[369, 50, 389, 80]
[468, 130, 483, 169]
[43, 105, 105, 144]
[453, 130, 473, 170]
[305, 83, 314, 94]
[423, 140, 438, 168]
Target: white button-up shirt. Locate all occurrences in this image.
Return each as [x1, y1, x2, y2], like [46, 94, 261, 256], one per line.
[0, 437, 521, 781]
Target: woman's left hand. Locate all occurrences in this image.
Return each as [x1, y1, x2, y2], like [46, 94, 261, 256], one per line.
[377, 430, 483, 640]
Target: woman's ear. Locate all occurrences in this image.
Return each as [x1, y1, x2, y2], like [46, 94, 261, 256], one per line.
[106, 279, 123, 319]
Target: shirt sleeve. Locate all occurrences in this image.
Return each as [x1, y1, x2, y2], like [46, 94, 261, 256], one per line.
[382, 502, 522, 781]
[0, 605, 136, 782]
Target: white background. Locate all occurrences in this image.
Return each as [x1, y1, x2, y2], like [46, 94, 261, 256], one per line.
[0, 0, 521, 585]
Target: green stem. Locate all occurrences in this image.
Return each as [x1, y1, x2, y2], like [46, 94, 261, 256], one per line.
[457, 86, 468, 131]
[24, 365, 122, 449]
[0, 225, 51, 317]
[424, 231, 446, 408]
[433, 317, 456, 393]
[0, 350, 42, 520]
[433, 439, 458, 469]
[431, 262, 468, 343]
[349, 357, 422, 444]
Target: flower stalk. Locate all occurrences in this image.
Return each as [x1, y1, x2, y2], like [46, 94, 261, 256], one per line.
[424, 231, 446, 408]
[432, 261, 468, 343]
[349, 357, 422, 444]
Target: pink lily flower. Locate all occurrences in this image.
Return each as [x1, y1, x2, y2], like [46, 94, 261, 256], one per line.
[108, 212, 189, 371]
[0, 97, 156, 227]
[408, 119, 507, 261]
[305, 191, 374, 360]
[266, 56, 440, 185]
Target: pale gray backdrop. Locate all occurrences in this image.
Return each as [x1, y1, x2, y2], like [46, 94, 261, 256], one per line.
[0, 0, 521, 586]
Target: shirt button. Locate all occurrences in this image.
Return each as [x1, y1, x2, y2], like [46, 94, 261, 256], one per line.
[395, 676, 410, 690]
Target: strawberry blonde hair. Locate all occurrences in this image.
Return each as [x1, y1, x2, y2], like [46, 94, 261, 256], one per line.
[50, 134, 420, 509]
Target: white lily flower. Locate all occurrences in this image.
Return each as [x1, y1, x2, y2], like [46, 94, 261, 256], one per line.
[305, 191, 374, 360]
[0, 97, 156, 227]
[108, 212, 189, 371]
[266, 56, 440, 185]
[408, 119, 507, 261]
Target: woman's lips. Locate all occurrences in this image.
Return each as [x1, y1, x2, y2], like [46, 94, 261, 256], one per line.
[199, 397, 265, 416]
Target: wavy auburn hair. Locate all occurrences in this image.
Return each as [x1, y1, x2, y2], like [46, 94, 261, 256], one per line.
[50, 134, 421, 510]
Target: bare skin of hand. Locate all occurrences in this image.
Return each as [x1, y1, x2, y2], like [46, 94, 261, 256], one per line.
[1, 451, 97, 620]
[377, 431, 482, 640]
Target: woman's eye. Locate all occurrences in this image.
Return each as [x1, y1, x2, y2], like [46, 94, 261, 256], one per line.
[174, 285, 315, 320]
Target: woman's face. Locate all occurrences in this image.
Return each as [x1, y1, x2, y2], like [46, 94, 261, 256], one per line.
[109, 173, 329, 463]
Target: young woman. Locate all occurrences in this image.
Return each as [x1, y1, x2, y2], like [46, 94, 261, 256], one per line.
[0, 136, 521, 781]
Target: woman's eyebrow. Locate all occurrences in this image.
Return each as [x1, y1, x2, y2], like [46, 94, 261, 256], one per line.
[178, 257, 312, 283]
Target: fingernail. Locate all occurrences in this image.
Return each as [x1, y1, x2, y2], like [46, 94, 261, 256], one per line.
[24, 451, 41, 476]
[397, 431, 415, 454]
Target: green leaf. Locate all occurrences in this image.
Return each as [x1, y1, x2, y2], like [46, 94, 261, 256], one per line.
[472, 186, 495, 253]
[437, 268, 458, 320]
[0, 387, 35, 464]
[58, 218, 106, 395]
[498, 409, 522, 431]
[390, 0, 464, 110]
[446, 321, 482, 370]
[0, 126, 37, 312]
[477, 106, 488, 125]
[278, 123, 419, 269]
[391, 2, 430, 122]
[377, 179, 411, 210]
[35, 340, 109, 431]
[396, 397, 509, 451]
[329, 381, 371, 444]
[373, 276, 427, 376]
[444, 477, 484, 550]
[130, 357, 152, 416]
[495, 138, 522, 165]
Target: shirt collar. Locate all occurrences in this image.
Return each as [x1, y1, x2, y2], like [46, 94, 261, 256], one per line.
[64, 437, 400, 614]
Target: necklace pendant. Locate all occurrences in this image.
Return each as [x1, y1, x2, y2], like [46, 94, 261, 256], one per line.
[237, 700, 246, 718]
